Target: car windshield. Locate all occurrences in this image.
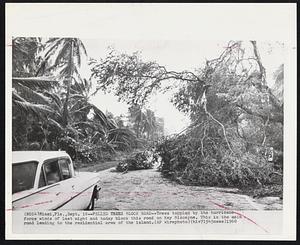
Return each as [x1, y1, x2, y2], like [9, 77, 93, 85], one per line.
[12, 161, 38, 194]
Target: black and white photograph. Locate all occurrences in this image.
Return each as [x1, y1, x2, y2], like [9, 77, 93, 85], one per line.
[11, 38, 284, 211]
[5, 3, 296, 240]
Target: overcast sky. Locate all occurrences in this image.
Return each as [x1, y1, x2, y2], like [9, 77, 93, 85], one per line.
[79, 39, 284, 134]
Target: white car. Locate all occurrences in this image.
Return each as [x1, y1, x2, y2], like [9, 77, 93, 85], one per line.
[12, 151, 101, 210]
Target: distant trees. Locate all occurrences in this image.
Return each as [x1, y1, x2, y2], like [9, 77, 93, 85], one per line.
[128, 105, 144, 138]
[127, 105, 164, 141]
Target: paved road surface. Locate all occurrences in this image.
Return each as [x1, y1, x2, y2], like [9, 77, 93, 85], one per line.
[94, 168, 282, 210]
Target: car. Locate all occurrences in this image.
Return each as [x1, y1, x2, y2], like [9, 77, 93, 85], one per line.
[12, 151, 101, 210]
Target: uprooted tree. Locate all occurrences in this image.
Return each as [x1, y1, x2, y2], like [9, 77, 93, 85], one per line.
[160, 41, 283, 193]
[91, 41, 283, 195]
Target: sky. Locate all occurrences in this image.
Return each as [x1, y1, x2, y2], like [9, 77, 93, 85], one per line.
[79, 39, 284, 135]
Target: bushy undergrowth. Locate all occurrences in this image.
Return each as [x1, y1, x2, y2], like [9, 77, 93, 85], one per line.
[155, 134, 282, 191]
[116, 151, 155, 172]
[243, 184, 283, 198]
[58, 136, 115, 164]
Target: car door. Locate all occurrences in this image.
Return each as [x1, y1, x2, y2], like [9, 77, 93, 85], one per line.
[39, 157, 75, 210]
[12, 157, 74, 210]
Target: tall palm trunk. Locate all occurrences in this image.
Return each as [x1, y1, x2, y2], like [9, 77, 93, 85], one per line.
[136, 121, 140, 138]
[62, 40, 74, 127]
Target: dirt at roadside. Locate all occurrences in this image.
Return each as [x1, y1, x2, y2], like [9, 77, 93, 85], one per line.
[94, 168, 282, 211]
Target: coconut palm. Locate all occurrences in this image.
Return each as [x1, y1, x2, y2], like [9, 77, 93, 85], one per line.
[143, 109, 157, 140]
[128, 104, 145, 138]
[39, 38, 88, 126]
[12, 37, 137, 158]
[12, 77, 59, 117]
[12, 37, 44, 77]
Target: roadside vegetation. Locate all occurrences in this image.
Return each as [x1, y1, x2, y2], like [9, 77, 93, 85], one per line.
[12, 37, 163, 165]
[12, 38, 283, 197]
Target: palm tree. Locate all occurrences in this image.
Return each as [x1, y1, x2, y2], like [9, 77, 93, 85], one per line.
[40, 38, 88, 126]
[143, 109, 157, 140]
[107, 128, 136, 151]
[128, 104, 145, 138]
[12, 77, 59, 116]
[12, 37, 136, 155]
[128, 105, 160, 140]
[12, 37, 44, 77]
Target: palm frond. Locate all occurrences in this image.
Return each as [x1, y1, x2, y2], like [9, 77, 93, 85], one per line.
[83, 78, 92, 93]
[74, 39, 88, 67]
[108, 128, 136, 147]
[109, 128, 136, 137]
[91, 130, 107, 144]
[48, 118, 64, 131]
[51, 41, 71, 68]
[69, 94, 86, 100]
[107, 118, 118, 129]
[13, 76, 59, 89]
[44, 38, 65, 59]
[68, 99, 83, 113]
[88, 103, 109, 127]
[78, 39, 88, 57]
[112, 141, 132, 148]
[72, 121, 96, 130]
[66, 124, 84, 138]
[103, 142, 117, 154]
[75, 45, 81, 67]
[43, 91, 63, 108]
[13, 100, 53, 118]
[71, 105, 90, 115]
[14, 83, 51, 105]
[57, 64, 72, 79]
[12, 90, 26, 102]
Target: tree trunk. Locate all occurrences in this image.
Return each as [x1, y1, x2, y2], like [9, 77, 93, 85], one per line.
[62, 40, 74, 127]
[136, 121, 140, 138]
[250, 41, 266, 86]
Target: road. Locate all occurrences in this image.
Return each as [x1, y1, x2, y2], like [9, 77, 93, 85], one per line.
[93, 167, 282, 210]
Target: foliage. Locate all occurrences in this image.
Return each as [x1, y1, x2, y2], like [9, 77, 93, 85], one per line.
[90, 48, 201, 106]
[127, 105, 163, 140]
[247, 184, 283, 198]
[155, 41, 283, 194]
[12, 37, 44, 77]
[107, 128, 137, 151]
[155, 133, 282, 189]
[12, 37, 138, 163]
[116, 151, 155, 172]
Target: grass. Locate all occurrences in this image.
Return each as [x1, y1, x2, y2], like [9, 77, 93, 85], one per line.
[77, 160, 120, 172]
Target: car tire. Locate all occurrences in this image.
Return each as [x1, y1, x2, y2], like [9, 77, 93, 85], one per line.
[85, 188, 96, 210]
[86, 195, 95, 210]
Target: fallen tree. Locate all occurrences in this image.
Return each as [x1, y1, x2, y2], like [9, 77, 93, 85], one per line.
[116, 150, 156, 173]
[93, 41, 283, 197]
[155, 41, 283, 196]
